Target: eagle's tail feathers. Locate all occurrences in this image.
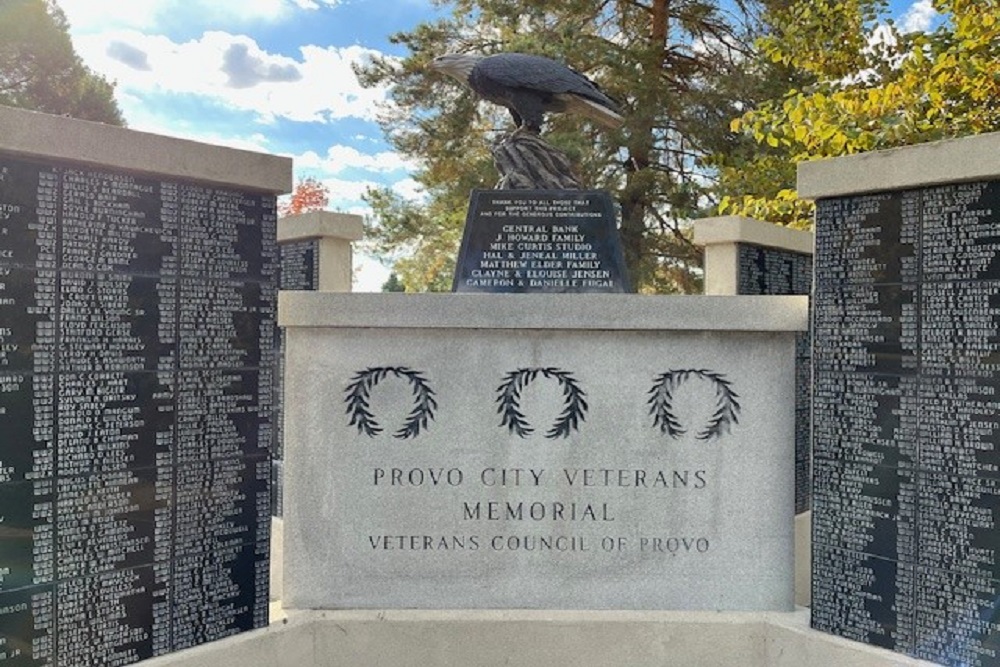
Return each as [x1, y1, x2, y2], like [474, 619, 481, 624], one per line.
[557, 93, 624, 129]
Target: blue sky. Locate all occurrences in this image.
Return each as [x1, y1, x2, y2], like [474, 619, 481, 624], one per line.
[57, 0, 940, 290]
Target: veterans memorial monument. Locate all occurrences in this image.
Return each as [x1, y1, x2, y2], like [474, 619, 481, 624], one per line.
[16, 80, 1000, 667]
[694, 216, 814, 516]
[281, 52, 802, 612]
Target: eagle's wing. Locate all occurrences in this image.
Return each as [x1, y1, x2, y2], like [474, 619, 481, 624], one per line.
[475, 53, 620, 112]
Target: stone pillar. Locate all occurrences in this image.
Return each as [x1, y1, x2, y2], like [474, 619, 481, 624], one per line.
[271, 211, 363, 606]
[694, 215, 814, 609]
[693, 215, 813, 296]
[278, 211, 364, 292]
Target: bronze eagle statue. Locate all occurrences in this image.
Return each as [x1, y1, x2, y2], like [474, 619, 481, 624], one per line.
[429, 52, 624, 133]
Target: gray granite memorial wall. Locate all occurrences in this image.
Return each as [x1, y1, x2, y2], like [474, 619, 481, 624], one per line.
[734, 244, 813, 514]
[0, 148, 280, 665]
[810, 176, 1000, 665]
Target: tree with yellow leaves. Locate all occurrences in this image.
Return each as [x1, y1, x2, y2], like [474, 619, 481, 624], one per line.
[716, 0, 1000, 227]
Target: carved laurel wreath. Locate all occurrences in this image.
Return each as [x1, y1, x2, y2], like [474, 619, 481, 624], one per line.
[344, 366, 438, 439]
[495, 367, 588, 439]
[647, 369, 741, 441]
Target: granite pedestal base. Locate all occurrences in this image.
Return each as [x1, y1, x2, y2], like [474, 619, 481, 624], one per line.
[278, 294, 806, 612]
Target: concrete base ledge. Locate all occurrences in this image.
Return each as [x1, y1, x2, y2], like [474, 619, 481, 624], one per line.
[142, 610, 935, 667]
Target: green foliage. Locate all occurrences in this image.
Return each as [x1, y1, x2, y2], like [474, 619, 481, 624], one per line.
[718, 0, 1000, 226]
[355, 0, 774, 292]
[0, 0, 124, 124]
[362, 186, 468, 291]
[381, 273, 406, 292]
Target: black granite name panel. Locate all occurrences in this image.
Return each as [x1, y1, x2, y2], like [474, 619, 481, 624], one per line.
[278, 239, 319, 291]
[736, 243, 812, 296]
[0, 154, 275, 666]
[271, 238, 321, 513]
[734, 243, 813, 514]
[811, 179, 1000, 666]
[453, 190, 630, 293]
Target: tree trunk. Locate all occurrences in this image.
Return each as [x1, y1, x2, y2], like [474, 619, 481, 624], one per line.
[492, 131, 583, 190]
[620, 0, 670, 288]
[618, 168, 649, 287]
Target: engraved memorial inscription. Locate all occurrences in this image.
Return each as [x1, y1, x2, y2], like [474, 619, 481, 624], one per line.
[812, 178, 1000, 664]
[0, 153, 276, 666]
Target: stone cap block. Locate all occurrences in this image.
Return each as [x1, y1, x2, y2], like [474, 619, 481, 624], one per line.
[277, 211, 364, 243]
[694, 216, 813, 255]
[278, 292, 809, 332]
[798, 130, 1000, 199]
[0, 105, 292, 193]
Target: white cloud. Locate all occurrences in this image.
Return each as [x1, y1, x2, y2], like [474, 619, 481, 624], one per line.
[57, 0, 163, 31]
[73, 30, 392, 124]
[57, 0, 339, 32]
[287, 146, 422, 223]
[110, 91, 275, 153]
[867, 23, 898, 54]
[391, 177, 425, 201]
[294, 145, 414, 174]
[292, 170, 420, 211]
[107, 41, 152, 70]
[900, 0, 938, 33]
[353, 251, 392, 292]
[222, 42, 303, 88]
[320, 176, 379, 204]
